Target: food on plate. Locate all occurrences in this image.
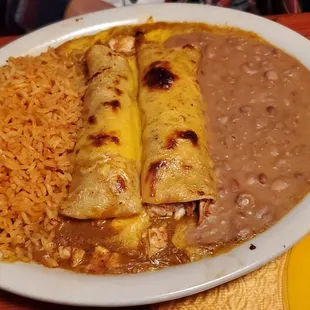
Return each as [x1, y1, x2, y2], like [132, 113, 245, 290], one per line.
[60, 44, 142, 219]
[138, 41, 216, 223]
[1, 21, 310, 274]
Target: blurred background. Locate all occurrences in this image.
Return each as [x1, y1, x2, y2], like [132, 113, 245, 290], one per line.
[0, 0, 309, 36]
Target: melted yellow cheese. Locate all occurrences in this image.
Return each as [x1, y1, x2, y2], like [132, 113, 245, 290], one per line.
[110, 211, 150, 250]
[172, 217, 208, 261]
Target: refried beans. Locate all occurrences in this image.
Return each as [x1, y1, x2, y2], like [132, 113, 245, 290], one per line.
[166, 32, 310, 249]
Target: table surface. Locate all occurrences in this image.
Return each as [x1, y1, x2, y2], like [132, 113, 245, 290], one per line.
[0, 12, 310, 310]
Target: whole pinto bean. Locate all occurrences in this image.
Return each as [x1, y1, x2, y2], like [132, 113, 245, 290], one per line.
[258, 173, 268, 185]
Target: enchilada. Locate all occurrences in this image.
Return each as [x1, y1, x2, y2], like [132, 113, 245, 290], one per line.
[137, 42, 216, 222]
[60, 44, 142, 219]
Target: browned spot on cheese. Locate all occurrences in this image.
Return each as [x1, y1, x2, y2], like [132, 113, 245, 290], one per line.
[116, 175, 127, 192]
[88, 132, 119, 147]
[165, 136, 177, 150]
[165, 130, 199, 149]
[146, 160, 167, 197]
[88, 115, 96, 124]
[89, 67, 111, 81]
[143, 61, 177, 90]
[115, 88, 122, 96]
[197, 191, 205, 196]
[182, 165, 192, 170]
[135, 30, 144, 40]
[102, 100, 120, 112]
[134, 30, 144, 47]
[178, 130, 198, 146]
[182, 44, 194, 49]
[114, 79, 120, 85]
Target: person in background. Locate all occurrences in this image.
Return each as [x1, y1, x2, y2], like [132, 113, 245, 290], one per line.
[0, 0, 309, 36]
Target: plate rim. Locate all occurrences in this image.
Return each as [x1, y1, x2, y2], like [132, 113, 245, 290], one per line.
[0, 3, 310, 307]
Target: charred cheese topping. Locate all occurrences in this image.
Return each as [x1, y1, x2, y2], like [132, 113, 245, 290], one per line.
[138, 42, 216, 205]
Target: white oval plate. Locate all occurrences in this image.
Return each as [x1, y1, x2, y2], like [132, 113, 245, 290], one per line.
[0, 3, 310, 307]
